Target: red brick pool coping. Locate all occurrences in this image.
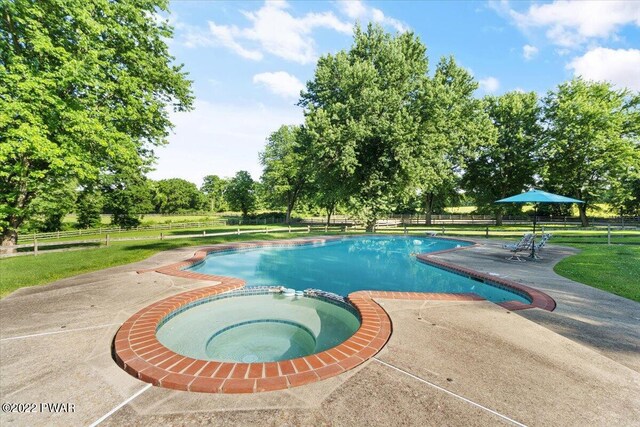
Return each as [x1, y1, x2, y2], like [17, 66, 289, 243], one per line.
[116, 236, 555, 393]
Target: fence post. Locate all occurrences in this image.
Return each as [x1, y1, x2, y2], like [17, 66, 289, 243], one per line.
[34, 238, 38, 256]
[404, 224, 407, 235]
[106, 234, 110, 246]
[607, 225, 611, 245]
[485, 226, 489, 238]
[237, 228, 240, 235]
[265, 227, 269, 234]
[288, 225, 291, 233]
[441, 226, 445, 235]
[203, 230, 206, 236]
[307, 225, 311, 233]
[160, 233, 163, 241]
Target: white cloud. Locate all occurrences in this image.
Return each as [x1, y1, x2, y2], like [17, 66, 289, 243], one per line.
[186, 1, 351, 64]
[253, 71, 305, 99]
[149, 100, 303, 184]
[479, 76, 500, 93]
[337, 0, 409, 33]
[208, 22, 263, 60]
[567, 47, 640, 91]
[523, 44, 539, 60]
[341, 0, 367, 19]
[491, 0, 640, 49]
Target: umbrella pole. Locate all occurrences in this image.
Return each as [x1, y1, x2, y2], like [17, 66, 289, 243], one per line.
[531, 205, 537, 259]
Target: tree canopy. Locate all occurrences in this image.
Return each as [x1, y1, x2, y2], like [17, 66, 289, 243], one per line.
[224, 171, 256, 218]
[541, 78, 640, 226]
[413, 56, 495, 224]
[201, 175, 228, 212]
[301, 24, 429, 230]
[0, 0, 193, 248]
[152, 178, 204, 214]
[260, 125, 310, 224]
[463, 91, 541, 224]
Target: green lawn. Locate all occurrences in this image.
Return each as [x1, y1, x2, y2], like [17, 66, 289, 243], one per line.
[18, 224, 294, 245]
[553, 242, 640, 303]
[0, 232, 305, 298]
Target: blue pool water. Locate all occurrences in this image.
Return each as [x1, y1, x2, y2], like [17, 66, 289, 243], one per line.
[188, 236, 530, 304]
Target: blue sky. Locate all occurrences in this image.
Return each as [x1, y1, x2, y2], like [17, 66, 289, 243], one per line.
[149, 0, 640, 185]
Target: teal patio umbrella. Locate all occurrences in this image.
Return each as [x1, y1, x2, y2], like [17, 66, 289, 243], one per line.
[495, 189, 584, 259]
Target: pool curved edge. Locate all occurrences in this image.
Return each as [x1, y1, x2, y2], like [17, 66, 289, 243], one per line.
[146, 235, 556, 312]
[114, 283, 392, 394]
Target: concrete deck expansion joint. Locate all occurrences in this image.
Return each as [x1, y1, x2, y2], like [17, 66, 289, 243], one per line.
[115, 236, 557, 394]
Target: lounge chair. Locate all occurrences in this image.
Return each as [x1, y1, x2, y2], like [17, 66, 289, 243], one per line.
[533, 233, 552, 252]
[503, 233, 533, 261]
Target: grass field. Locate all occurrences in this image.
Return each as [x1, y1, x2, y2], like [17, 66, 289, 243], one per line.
[62, 213, 231, 226]
[17, 224, 293, 245]
[0, 231, 304, 298]
[554, 243, 640, 302]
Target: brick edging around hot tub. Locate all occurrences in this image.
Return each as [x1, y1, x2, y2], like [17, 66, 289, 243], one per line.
[114, 282, 394, 393]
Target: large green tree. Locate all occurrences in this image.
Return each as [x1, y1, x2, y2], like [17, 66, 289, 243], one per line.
[28, 179, 77, 232]
[301, 24, 429, 231]
[260, 125, 310, 224]
[224, 171, 256, 217]
[76, 187, 104, 229]
[152, 178, 204, 213]
[103, 171, 153, 228]
[0, 0, 193, 249]
[414, 57, 495, 225]
[462, 91, 541, 225]
[541, 78, 640, 226]
[201, 175, 228, 212]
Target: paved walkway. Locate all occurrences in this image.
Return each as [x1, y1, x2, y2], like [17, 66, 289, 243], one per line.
[1, 237, 639, 426]
[430, 239, 640, 372]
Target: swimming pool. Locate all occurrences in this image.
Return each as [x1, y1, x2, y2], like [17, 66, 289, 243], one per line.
[187, 236, 530, 304]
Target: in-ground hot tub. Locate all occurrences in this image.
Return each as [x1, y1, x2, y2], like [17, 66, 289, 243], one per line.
[156, 289, 361, 363]
[115, 284, 389, 393]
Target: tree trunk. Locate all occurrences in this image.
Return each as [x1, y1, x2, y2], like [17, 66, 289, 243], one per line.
[325, 202, 336, 226]
[365, 219, 376, 232]
[1, 229, 18, 254]
[424, 192, 434, 226]
[578, 203, 589, 227]
[495, 211, 503, 226]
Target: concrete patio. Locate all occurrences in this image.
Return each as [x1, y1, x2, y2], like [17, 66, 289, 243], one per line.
[1, 237, 639, 426]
